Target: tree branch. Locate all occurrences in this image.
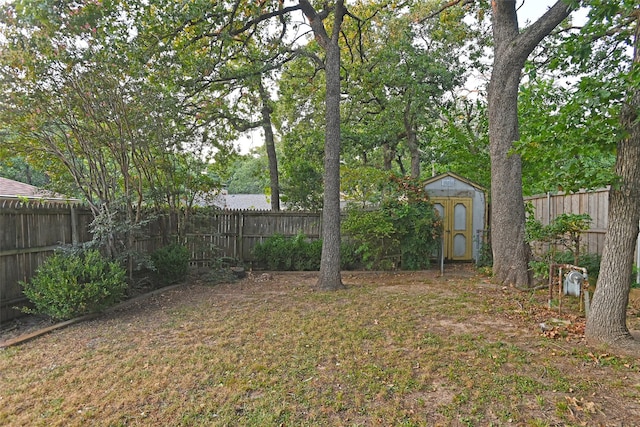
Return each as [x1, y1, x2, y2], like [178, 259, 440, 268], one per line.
[229, 4, 303, 36]
[514, 0, 578, 61]
[418, 0, 473, 24]
[299, 0, 332, 49]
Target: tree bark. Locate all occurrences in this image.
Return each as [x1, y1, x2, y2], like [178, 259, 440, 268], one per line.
[586, 13, 640, 350]
[488, 0, 575, 287]
[404, 101, 421, 179]
[382, 141, 395, 171]
[299, 0, 345, 290]
[257, 79, 280, 212]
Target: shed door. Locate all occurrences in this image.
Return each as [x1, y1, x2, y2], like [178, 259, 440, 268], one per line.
[432, 198, 473, 261]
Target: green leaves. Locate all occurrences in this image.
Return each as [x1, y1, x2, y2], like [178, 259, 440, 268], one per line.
[150, 243, 190, 285]
[341, 174, 441, 270]
[20, 249, 127, 320]
[517, 78, 617, 195]
[252, 233, 323, 271]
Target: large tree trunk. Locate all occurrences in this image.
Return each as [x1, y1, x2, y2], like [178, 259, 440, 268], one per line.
[299, 0, 345, 290]
[488, 1, 574, 287]
[317, 38, 344, 290]
[586, 16, 640, 350]
[257, 79, 280, 212]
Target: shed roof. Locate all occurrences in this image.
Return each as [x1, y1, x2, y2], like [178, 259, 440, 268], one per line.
[423, 172, 486, 192]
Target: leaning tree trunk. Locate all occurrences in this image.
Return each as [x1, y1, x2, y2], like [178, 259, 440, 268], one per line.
[299, 0, 345, 290]
[586, 15, 640, 350]
[488, 0, 575, 288]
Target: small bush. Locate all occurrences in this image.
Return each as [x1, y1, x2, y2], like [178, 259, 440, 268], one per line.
[342, 209, 398, 270]
[530, 251, 602, 284]
[294, 237, 323, 271]
[21, 249, 127, 320]
[253, 234, 291, 270]
[253, 233, 323, 271]
[340, 241, 363, 270]
[150, 243, 190, 285]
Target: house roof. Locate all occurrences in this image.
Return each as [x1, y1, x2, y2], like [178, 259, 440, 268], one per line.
[0, 176, 58, 199]
[212, 193, 275, 210]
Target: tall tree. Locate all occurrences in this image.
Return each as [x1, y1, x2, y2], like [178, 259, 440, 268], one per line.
[298, 0, 346, 290]
[584, 2, 640, 350]
[341, 0, 468, 179]
[432, 98, 490, 188]
[144, 0, 348, 288]
[488, 0, 578, 287]
[279, 0, 471, 185]
[0, 157, 49, 188]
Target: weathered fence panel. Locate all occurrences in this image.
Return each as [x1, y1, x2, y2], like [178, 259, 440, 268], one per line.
[0, 199, 93, 323]
[185, 211, 322, 265]
[239, 211, 322, 261]
[1, 203, 324, 324]
[525, 188, 609, 255]
[185, 211, 242, 265]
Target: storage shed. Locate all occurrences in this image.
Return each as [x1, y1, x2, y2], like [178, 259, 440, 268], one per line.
[424, 172, 487, 263]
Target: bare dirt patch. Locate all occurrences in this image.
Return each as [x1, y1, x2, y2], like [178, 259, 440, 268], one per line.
[1, 266, 640, 426]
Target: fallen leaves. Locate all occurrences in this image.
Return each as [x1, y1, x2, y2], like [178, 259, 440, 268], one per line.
[565, 395, 598, 414]
[539, 317, 586, 340]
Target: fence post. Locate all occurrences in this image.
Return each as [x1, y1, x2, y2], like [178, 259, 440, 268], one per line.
[237, 211, 243, 263]
[70, 205, 79, 246]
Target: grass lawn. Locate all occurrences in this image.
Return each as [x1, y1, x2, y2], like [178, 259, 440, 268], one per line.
[1, 266, 640, 426]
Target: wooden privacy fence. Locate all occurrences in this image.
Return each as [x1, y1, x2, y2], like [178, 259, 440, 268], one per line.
[0, 200, 323, 323]
[185, 210, 322, 266]
[525, 188, 610, 255]
[0, 198, 94, 323]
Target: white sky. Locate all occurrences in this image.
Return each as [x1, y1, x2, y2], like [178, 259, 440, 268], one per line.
[517, 0, 588, 26]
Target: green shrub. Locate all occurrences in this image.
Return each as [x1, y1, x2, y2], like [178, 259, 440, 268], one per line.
[341, 208, 398, 270]
[529, 251, 602, 284]
[340, 241, 363, 270]
[253, 234, 291, 270]
[252, 233, 322, 271]
[294, 237, 323, 271]
[150, 243, 190, 285]
[21, 250, 127, 320]
[384, 198, 441, 270]
[341, 176, 442, 271]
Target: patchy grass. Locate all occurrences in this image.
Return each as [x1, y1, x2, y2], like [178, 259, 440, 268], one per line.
[1, 267, 640, 426]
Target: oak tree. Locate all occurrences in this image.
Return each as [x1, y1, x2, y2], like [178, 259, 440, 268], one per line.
[488, 0, 578, 287]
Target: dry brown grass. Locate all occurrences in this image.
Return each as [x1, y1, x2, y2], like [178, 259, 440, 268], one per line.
[2, 266, 640, 426]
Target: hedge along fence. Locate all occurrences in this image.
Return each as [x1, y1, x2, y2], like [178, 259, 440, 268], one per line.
[0, 199, 323, 324]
